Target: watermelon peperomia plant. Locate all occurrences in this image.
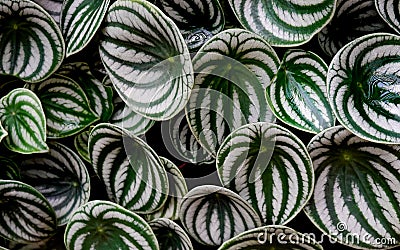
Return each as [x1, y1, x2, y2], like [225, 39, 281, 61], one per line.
[0, 0, 399, 249]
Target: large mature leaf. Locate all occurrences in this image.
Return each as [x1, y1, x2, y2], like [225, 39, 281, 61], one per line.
[376, 0, 400, 35]
[0, 88, 48, 154]
[227, 0, 336, 46]
[60, 0, 110, 57]
[153, 0, 224, 51]
[218, 225, 323, 250]
[187, 29, 278, 157]
[161, 111, 213, 165]
[26, 74, 99, 138]
[32, 0, 63, 24]
[0, 0, 65, 82]
[146, 157, 188, 221]
[74, 129, 91, 163]
[0, 121, 6, 143]
[217, 122, 314, 225]
[149, 218, 193, 250]
[57, 62, 114, 122]
[0, 180, 57, 243]
[88, 123, 169, 213]
[20, 142, 91, 226]
[110, 95, 155, 136]
[327, 33, 400, 144]
[304, 126, 400, 249]
[266, 50, 334, 133]
[99, 0, 194, 120]
[179, 185, 262, 246]
[64, 200, 159, 250]
[319, 0, 390, 57]
[0, 156, 20, 180]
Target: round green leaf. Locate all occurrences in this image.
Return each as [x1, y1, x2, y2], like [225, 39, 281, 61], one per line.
[149, 218, 193, 250]
[266, 49, 334, 133]
[228, 0, 336, 46]
[0, 180, 57, 243]
[0, 0, 65, 82]
[99, 0, 194, 120]
[304, 126, 400, 249]
[327, 33, 400, 143]
[376, 0, 400, 35]
[217, 122, 314, 225]
[88, 123, 169, 213]
[25, 74, 99, 138]
[146, 157, 188, 221]
[218, 225, 323, 250]
[0, 88, 48, 154]
[187, 28, 278, 157]
[64, 200, 159, 250]
[20, 142, 91, 226]
[179, 185, 262, 246]
[61, 0, 111, 57]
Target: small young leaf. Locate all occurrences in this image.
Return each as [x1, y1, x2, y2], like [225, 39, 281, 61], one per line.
[74, 129, 91, 163]
[149, 218, 193, 250]
[0, 156, 20, 180]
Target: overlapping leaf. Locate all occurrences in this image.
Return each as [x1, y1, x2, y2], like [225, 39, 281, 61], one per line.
[228, 0, 336, 46]
[266, 50, 334, 133]
[146, 157, 188, 221]
[319, 0, 390, 57]
[187, 29, 278, 156]
[99, 0, 194, 120]
[88, 123, 168, 213]
[304, 126, 400, 249]
[0, 88, 48, 154]
[376, 0, 400, 35]
[20, 142, 91, 226]
[217, 122, 314, 225]
[26, 74, 99, 138]
[60, 0, 110, 57]
[0, 156, 20, 180]
[0, 121, 6, 143]
[0, 0, 65, 82]
[74, 129, 91, 163]
[327, 33, 400, 143]
[218, 226, 323, 249]
[179, 185, 262, 246]
[153, 0, 224, 50]
[149, 218, 193, 250]
[32, 0, 63, 24]
[64, 200, 159, 250]
[0, 180, 57, 243]
[57, 62, 114, 122]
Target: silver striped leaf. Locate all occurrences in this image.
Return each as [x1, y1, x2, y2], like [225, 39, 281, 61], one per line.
[32, 0, 63, 24]
[57, 62, 114, 122]
[0, 88, 48, 154]
[218, 225, 323, 250]
[99, 0, 194, 121]
[74, 129, 91, 163]
[179, 185, 262, 246]
[64, 200, 159, 250]
[0, 121, 6, 143]
[110, 95, 155, 136]
[0, 156, 20, 180]
[160, 111, 214, 165]
[20, 142, 91, 226]
[304, 126, 400, 249]
[319, 0, 390, 57]
[60, 0, 110, 57]
[327, 33, 400, 144]
[217, 122, 314, 225]
[227, 0, 336, 47]
[149, 218, 193, 250]
[153, 0, 224, 51]
[376, 0, 400, 35]
[187, 29, 278, 157]
[88, 123, 169, 213]
[266, 50, 335, 134]
[146, 157, 188, 221]
[26, 74, 99, 139]
[0, 180, 57, 243]
[0, 0, 65, 83]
